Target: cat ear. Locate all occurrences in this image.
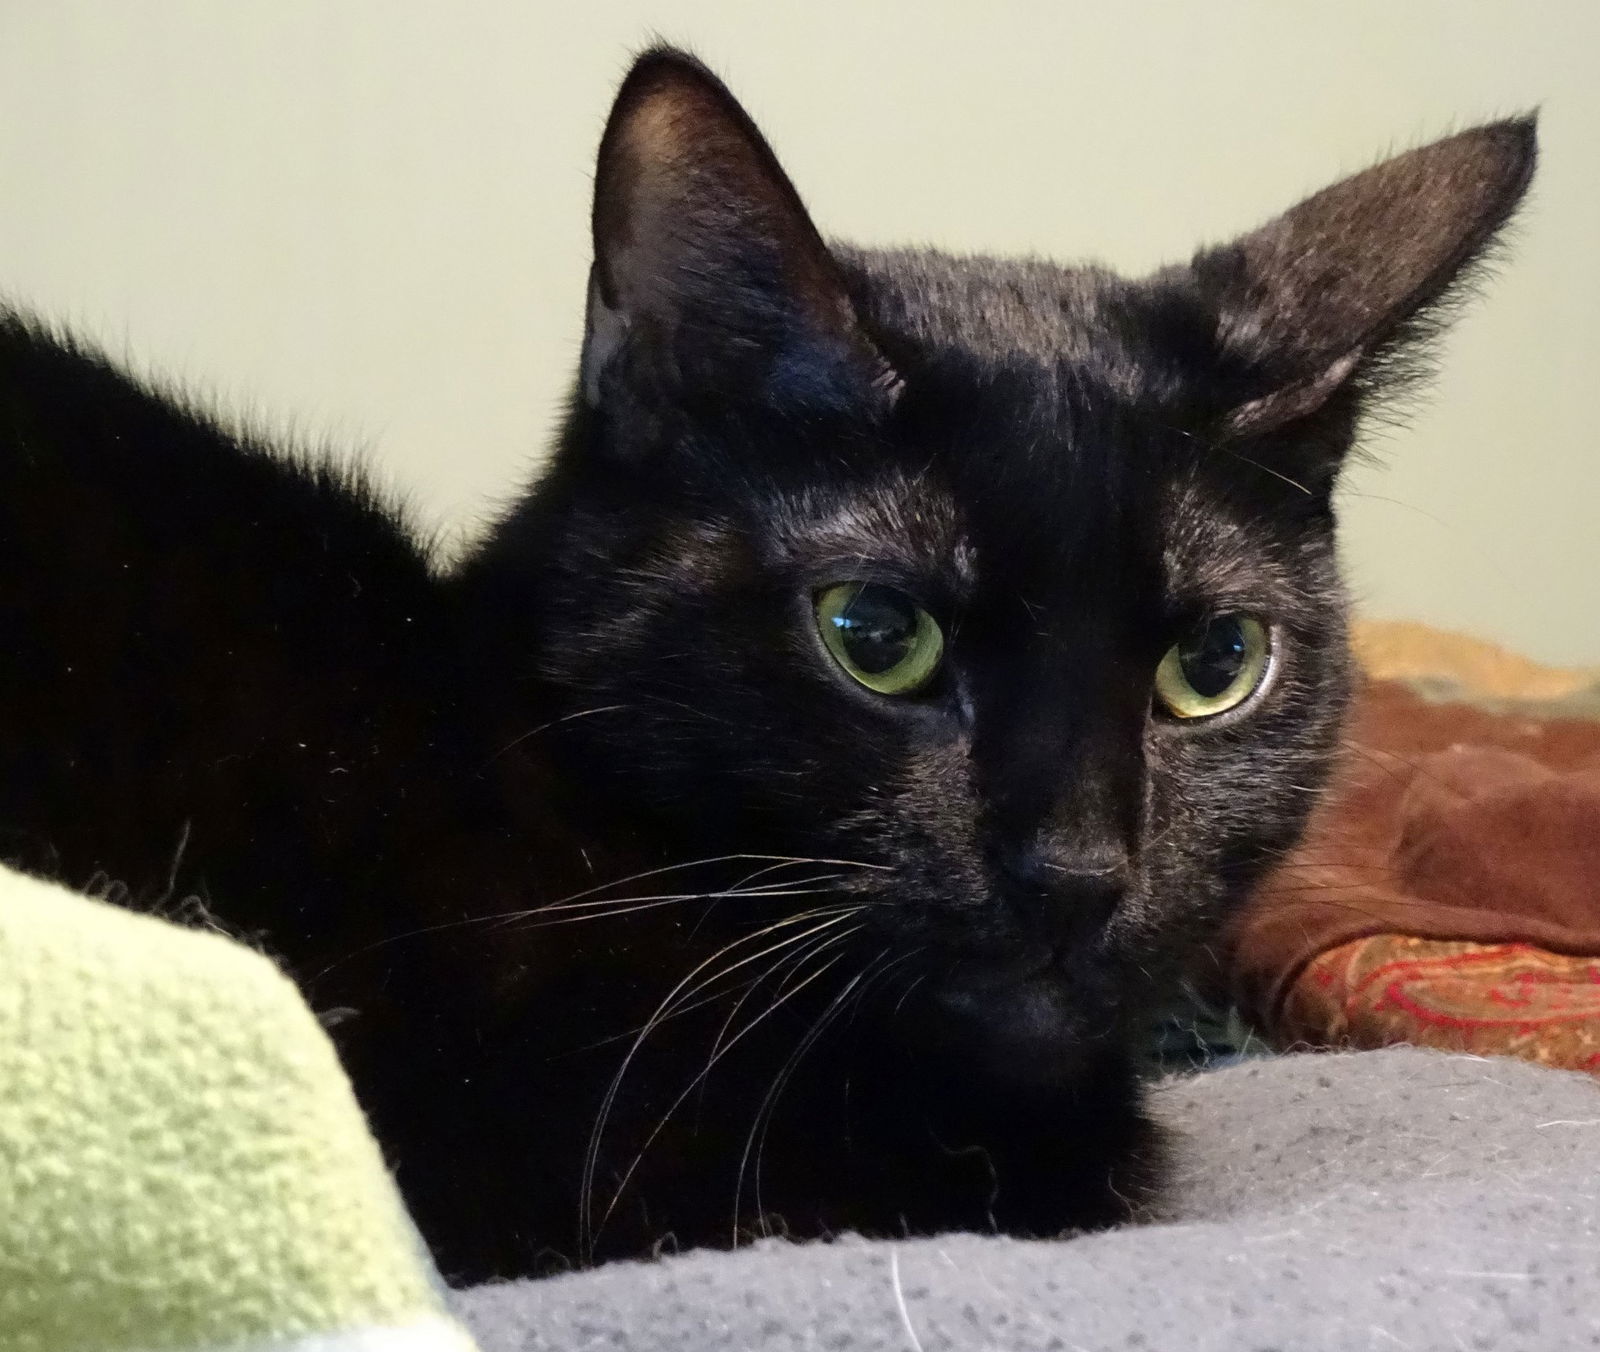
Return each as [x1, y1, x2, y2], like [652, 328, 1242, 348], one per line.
[1192, 118, 1537, 441]
[581, 47, 897, 414]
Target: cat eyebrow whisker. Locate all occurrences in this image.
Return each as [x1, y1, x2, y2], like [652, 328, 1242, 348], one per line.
[1255, 858, 1397, 875]
[1216, 444, 1313, 496]
[1335, 740, 1434, 787]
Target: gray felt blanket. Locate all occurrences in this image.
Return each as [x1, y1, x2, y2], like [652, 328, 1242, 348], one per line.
[454, 1048, 1600, 1351]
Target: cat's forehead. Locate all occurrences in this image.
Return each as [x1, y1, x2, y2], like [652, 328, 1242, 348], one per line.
[838, 246, 1160, 400]
[764, 454, 1153, 611]
[748, 248, 1306, 605]
[758, 397, 1304, 622]
[767, 474, 976, 585]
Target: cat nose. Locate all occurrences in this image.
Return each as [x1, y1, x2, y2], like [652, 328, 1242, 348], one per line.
[996, 844, 1125, 946]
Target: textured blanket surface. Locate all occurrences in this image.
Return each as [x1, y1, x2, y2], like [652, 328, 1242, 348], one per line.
[454, 1047, 1600, 1352]
[0, 864, 473, 1352]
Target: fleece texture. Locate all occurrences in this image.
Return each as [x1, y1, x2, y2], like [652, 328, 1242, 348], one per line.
[0, 864, 473, 1352]
[453, 1047, 1600, 1352]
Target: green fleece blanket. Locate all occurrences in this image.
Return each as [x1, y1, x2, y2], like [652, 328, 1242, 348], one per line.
[0, 863, 475, 1352]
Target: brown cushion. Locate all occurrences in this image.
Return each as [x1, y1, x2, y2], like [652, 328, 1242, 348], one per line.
[1227, 622, 1600, 1065]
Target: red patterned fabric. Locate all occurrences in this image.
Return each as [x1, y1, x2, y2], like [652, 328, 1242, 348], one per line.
[1283, 935, 1600, 1075]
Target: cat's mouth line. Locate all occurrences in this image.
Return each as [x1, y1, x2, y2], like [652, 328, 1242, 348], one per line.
[938, 945, 1057, 993]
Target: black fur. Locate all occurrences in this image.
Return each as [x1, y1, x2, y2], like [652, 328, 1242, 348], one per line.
[0, 49, 1535, 1280]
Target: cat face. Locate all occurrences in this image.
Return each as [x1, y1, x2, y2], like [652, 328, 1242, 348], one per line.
[468, 51, 1533, 1083]
[508, 275, 1349, 1081]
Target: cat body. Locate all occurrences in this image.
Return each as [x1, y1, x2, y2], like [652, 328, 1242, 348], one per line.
[0, 51, 1535, 1280]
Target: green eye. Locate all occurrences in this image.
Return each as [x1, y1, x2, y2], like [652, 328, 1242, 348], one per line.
[1154, 614, 1271, 719]
[815, 582, 945, 696]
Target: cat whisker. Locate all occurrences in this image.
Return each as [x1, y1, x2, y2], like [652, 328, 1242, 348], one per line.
[540, 851, 892, 913]
[1334, 740, 1438, 787]
[677, 861, 859, 943]
[722, 856, 861, 894]
[478, 704, 629, 770]
[530, 867, 855, 918]
[737, 946, 898, 1242]
[506, 877, 850, 929]
[313, 852, 889, 978]
[700, 924, 862, 1077]
[856, 947, 925, 1017]
[1217, 444, 1312, 496]
[564, 907, 866, 1058]
[891, 971, 930, 1017]
[579, 907, 867, 1259]
[310, 879, 855, 980]
[632, 691, 746, 730]
[592, 925, 865, 1245]
[642, 908, 863, 1054]
[503, 887, 842, 932]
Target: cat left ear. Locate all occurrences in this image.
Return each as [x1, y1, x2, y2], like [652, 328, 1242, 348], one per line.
[581, 47, 897, 415]
[1192, 117, 1537, 444]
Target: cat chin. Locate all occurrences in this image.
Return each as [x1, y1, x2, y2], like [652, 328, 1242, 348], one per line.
[914, 951, 1127, 1091]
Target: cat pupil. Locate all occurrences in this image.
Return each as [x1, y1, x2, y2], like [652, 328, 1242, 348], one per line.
[1178, 617, 1247, 698]
[833, 586, 916, 675]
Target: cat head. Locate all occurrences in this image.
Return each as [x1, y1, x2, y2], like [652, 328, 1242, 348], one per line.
[471, 48, 1535, 1083]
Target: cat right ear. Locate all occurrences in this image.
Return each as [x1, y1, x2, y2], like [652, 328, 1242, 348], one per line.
[581, 47, 896, 418]
[1192, 118, 1537, 450]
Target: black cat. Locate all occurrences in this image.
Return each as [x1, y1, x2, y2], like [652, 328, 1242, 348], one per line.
[0, 48, 1535, 1280]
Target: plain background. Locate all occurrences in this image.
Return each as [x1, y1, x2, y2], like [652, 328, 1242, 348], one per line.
[1, 1, 1595, 662]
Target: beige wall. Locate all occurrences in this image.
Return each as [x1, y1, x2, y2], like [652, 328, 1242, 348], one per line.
[2, 1, 1596, 661]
